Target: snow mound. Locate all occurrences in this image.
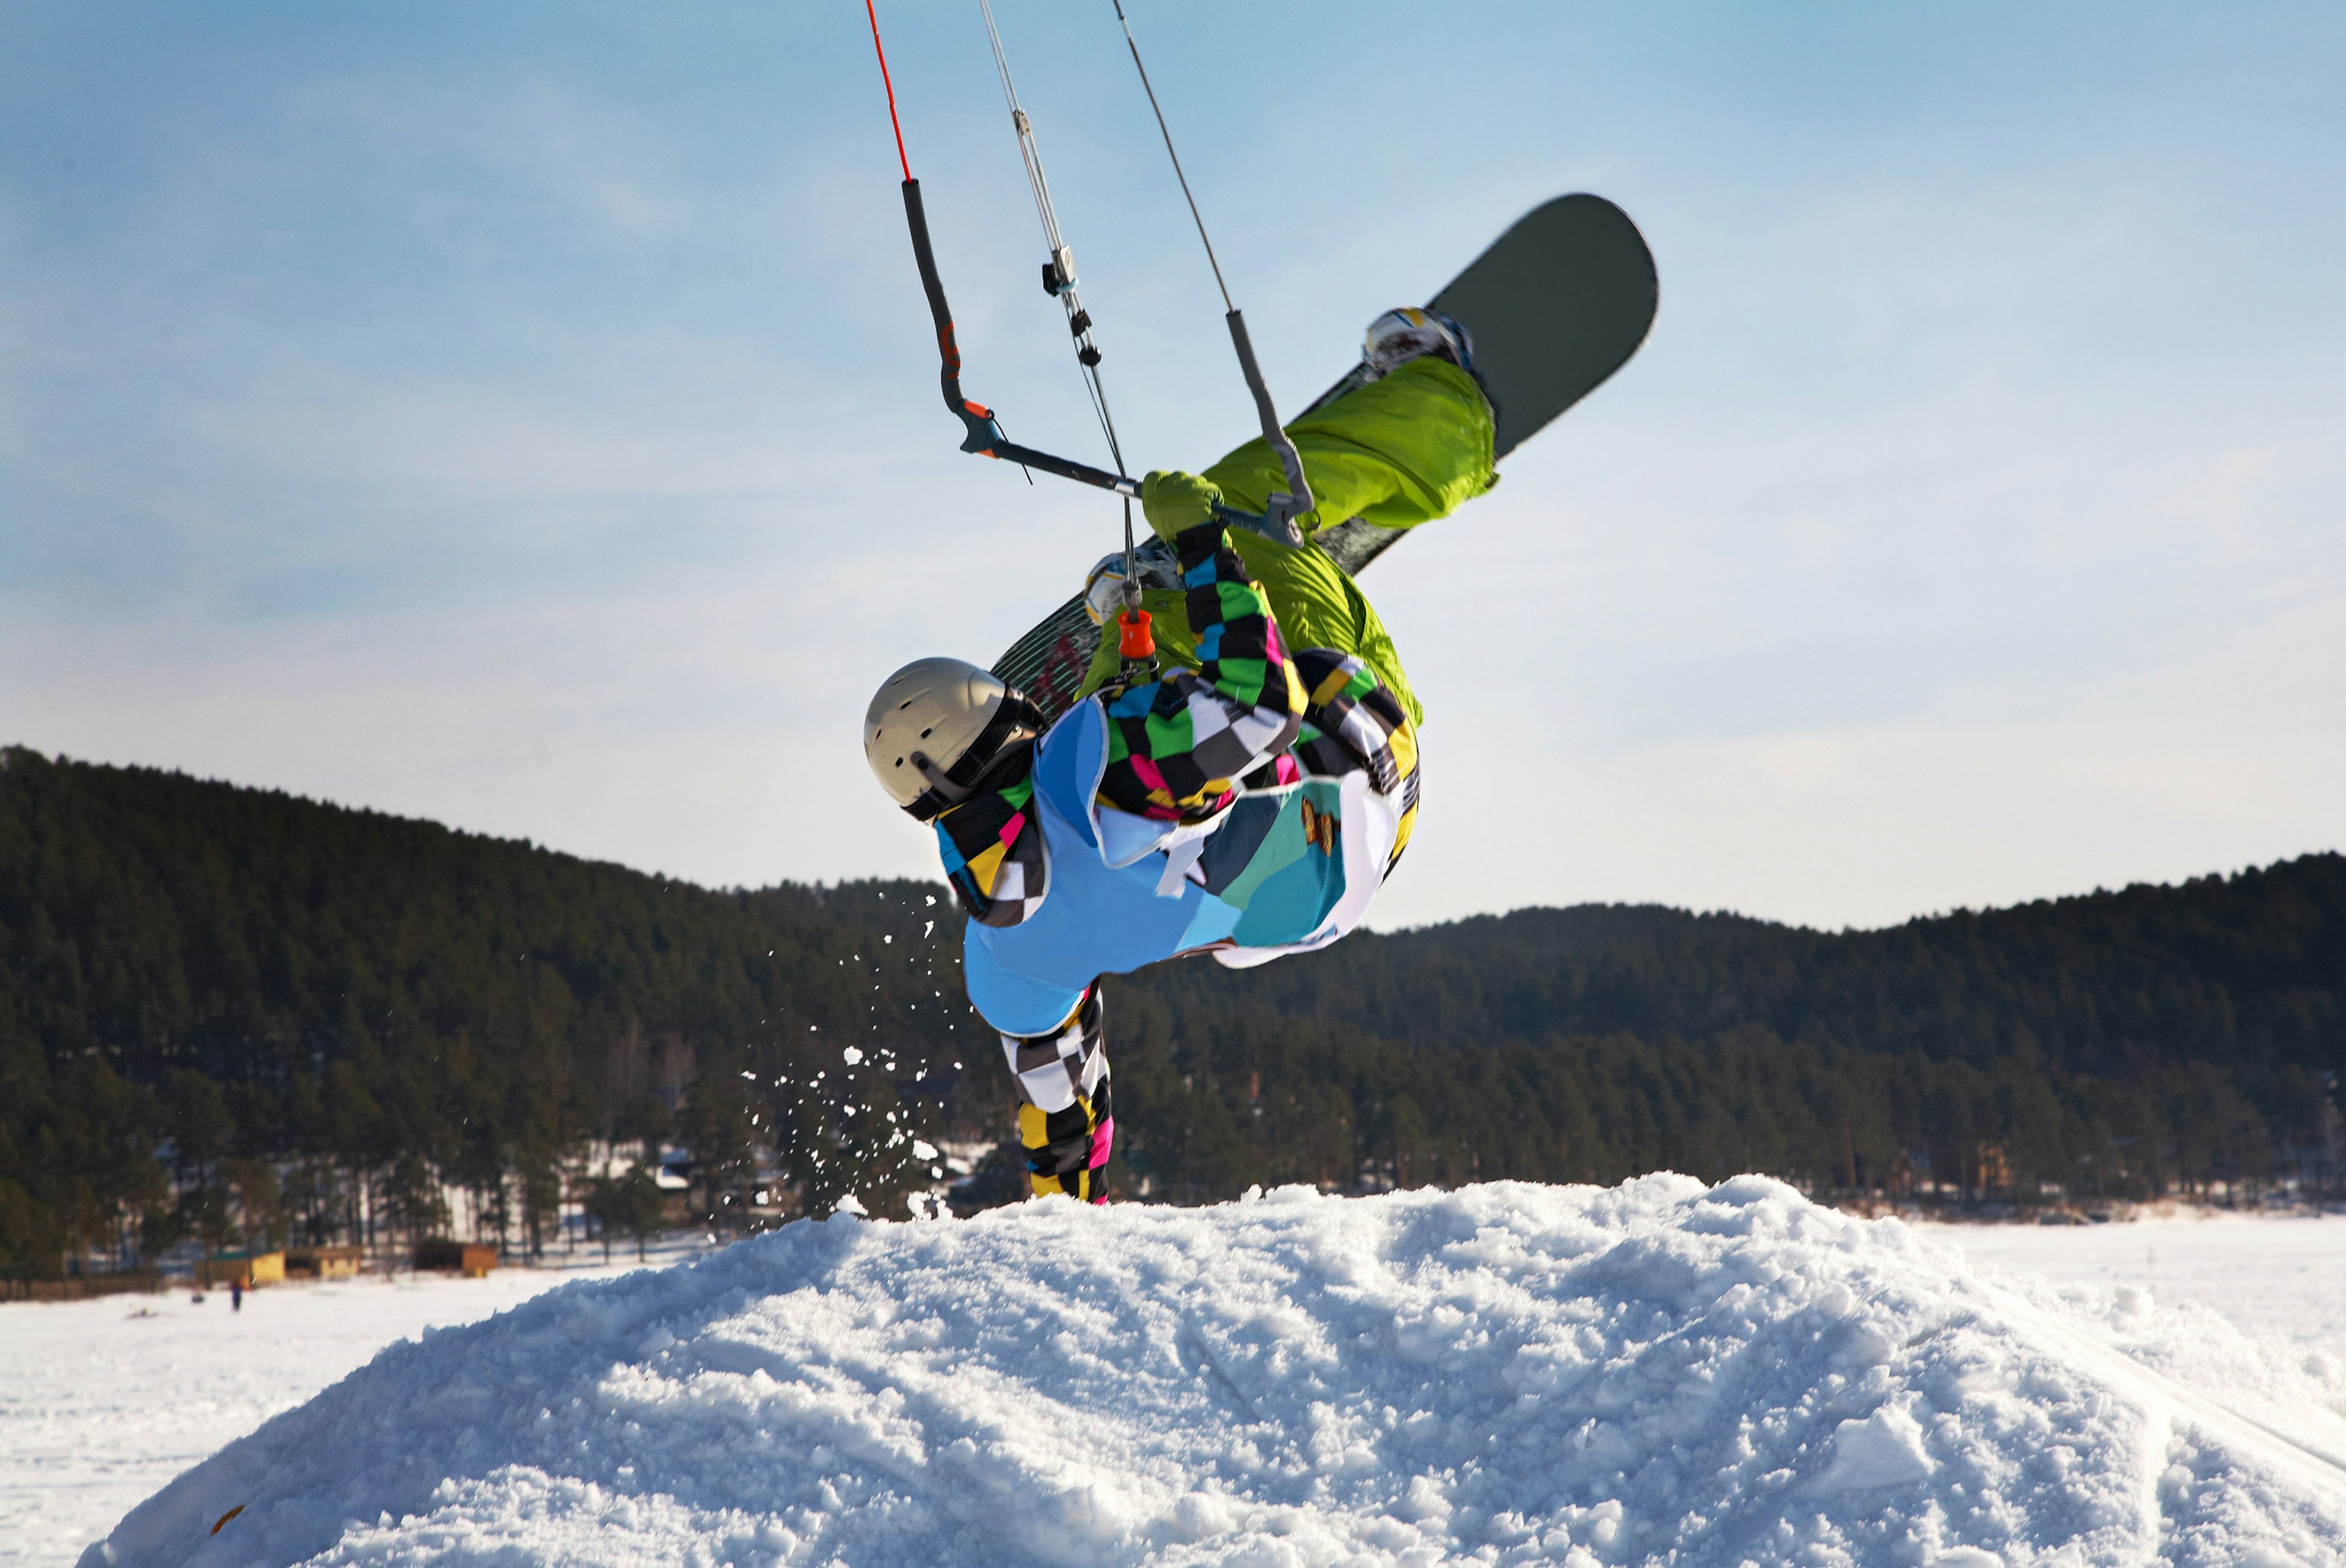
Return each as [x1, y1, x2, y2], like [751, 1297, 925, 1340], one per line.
[88, 1176, 2346, 1568]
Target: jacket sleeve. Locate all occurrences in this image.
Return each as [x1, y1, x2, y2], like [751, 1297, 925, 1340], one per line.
[1289, 647, 1422, 874]
[1093, 518, 1306, 822]
[934, 759, 1048, 928]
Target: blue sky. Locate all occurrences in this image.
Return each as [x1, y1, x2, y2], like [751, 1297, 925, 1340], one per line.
[3, 2, 2340, 930]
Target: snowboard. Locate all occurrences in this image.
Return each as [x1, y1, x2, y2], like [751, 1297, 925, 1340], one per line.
[993, 193, 1658, 721]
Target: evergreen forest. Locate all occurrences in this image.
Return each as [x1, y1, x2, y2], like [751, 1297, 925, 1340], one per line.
[3, 746, 2340, 1284]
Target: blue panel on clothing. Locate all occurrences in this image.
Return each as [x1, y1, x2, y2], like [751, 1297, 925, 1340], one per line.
[1229, 856, 1345, 947]
[962, 924, 1089, 1038]
[966, 703, 1221, 1034]
[1221, 782, 1346, 946]
[932, 823, 970, 875]
[1195, 794, 1284, 896]
[1032, 701, 1104, 850]
[1176, 894, 1243, 952]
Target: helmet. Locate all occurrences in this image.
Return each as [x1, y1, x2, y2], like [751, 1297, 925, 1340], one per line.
[1362, 305, 1472, 378]
[863, 658, 1043, 820]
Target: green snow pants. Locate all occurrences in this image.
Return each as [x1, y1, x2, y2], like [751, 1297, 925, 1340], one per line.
[1074, 355, 1496, 728]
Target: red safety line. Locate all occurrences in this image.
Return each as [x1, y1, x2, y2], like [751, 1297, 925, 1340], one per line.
[864, 0, 912, 183]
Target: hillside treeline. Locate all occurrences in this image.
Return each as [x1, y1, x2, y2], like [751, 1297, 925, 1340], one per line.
[0, 748, 970, 1280]
[2, 747, 2339, 1282]
[1111, 859, 2344, 1202]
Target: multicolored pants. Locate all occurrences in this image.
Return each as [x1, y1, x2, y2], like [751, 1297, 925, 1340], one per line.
[1001, 986, 1111, 1200]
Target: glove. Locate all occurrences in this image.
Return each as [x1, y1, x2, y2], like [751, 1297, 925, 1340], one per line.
[1140, 470, 1224, 544]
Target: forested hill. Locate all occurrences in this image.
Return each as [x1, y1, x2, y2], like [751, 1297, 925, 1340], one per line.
[1146, 858, 2346, 1079]
[2, 746, 2340, 1277]
[0, 746, 954, 1092]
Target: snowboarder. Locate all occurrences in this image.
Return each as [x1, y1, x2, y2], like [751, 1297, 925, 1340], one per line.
[865, 311, 1496, 1201]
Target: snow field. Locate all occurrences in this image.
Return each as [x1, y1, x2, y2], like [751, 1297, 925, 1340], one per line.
[1917, 1213, 2346, 1352]
[77, 1177, 2346, 1568]
[0, 1246, 705, 1568]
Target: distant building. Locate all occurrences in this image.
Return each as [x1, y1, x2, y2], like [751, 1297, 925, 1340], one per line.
[285, 1245, 364, 1280]
[414, 1239, 498, 1278]
[200, 1250, 285, 1289]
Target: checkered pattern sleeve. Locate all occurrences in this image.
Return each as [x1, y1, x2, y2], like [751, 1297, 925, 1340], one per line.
[1288, 649, 1413, 793]
[934, 756, 1048, 928]
[1094, 519, 1306, 822]
[1288, 647, 1423, 873]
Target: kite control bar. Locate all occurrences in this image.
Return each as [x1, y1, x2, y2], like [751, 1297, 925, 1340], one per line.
[901, 177, 1319, 555]
[866, 0, 1307, 560]
[898, 178, 1141, 499]
[864, 0, 1138, 498]
[902, 177, 1307, 553]
[904, 176, 1307, 552]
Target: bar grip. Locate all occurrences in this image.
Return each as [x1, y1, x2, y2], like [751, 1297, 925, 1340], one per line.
[899, 178, 1136, 496]
[1225, 309, 1312, 539]
[902, 179, 1004, 454]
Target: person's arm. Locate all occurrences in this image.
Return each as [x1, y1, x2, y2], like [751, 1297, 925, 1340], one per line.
[1290, 648, 1414, 795]
[1093, 476, 1306, 822]
[934, 759, 1046, 927]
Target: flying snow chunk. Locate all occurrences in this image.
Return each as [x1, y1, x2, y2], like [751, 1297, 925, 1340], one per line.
[841, 1046, 863, 1065]
[84, 1178, 2346, 1568]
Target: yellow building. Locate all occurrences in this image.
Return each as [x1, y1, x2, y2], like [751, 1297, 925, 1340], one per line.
[201, 1250, 285, 1288]
[414, 1239, 498, 1278]
[285, 1245, 364, 1279]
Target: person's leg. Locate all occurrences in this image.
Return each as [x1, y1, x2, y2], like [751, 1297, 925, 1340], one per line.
[1000, 986, 1113, 1201]
[1208, 354, 1495, 536]
[1073, 356, 1493, 726]
[1228, 527, 1417, 725]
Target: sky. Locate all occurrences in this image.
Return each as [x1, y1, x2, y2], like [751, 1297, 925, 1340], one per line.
[2, 2, 2341, 932]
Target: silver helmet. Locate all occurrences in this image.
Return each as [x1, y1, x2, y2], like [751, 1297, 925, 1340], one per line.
[863, 657, 1043, 820]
